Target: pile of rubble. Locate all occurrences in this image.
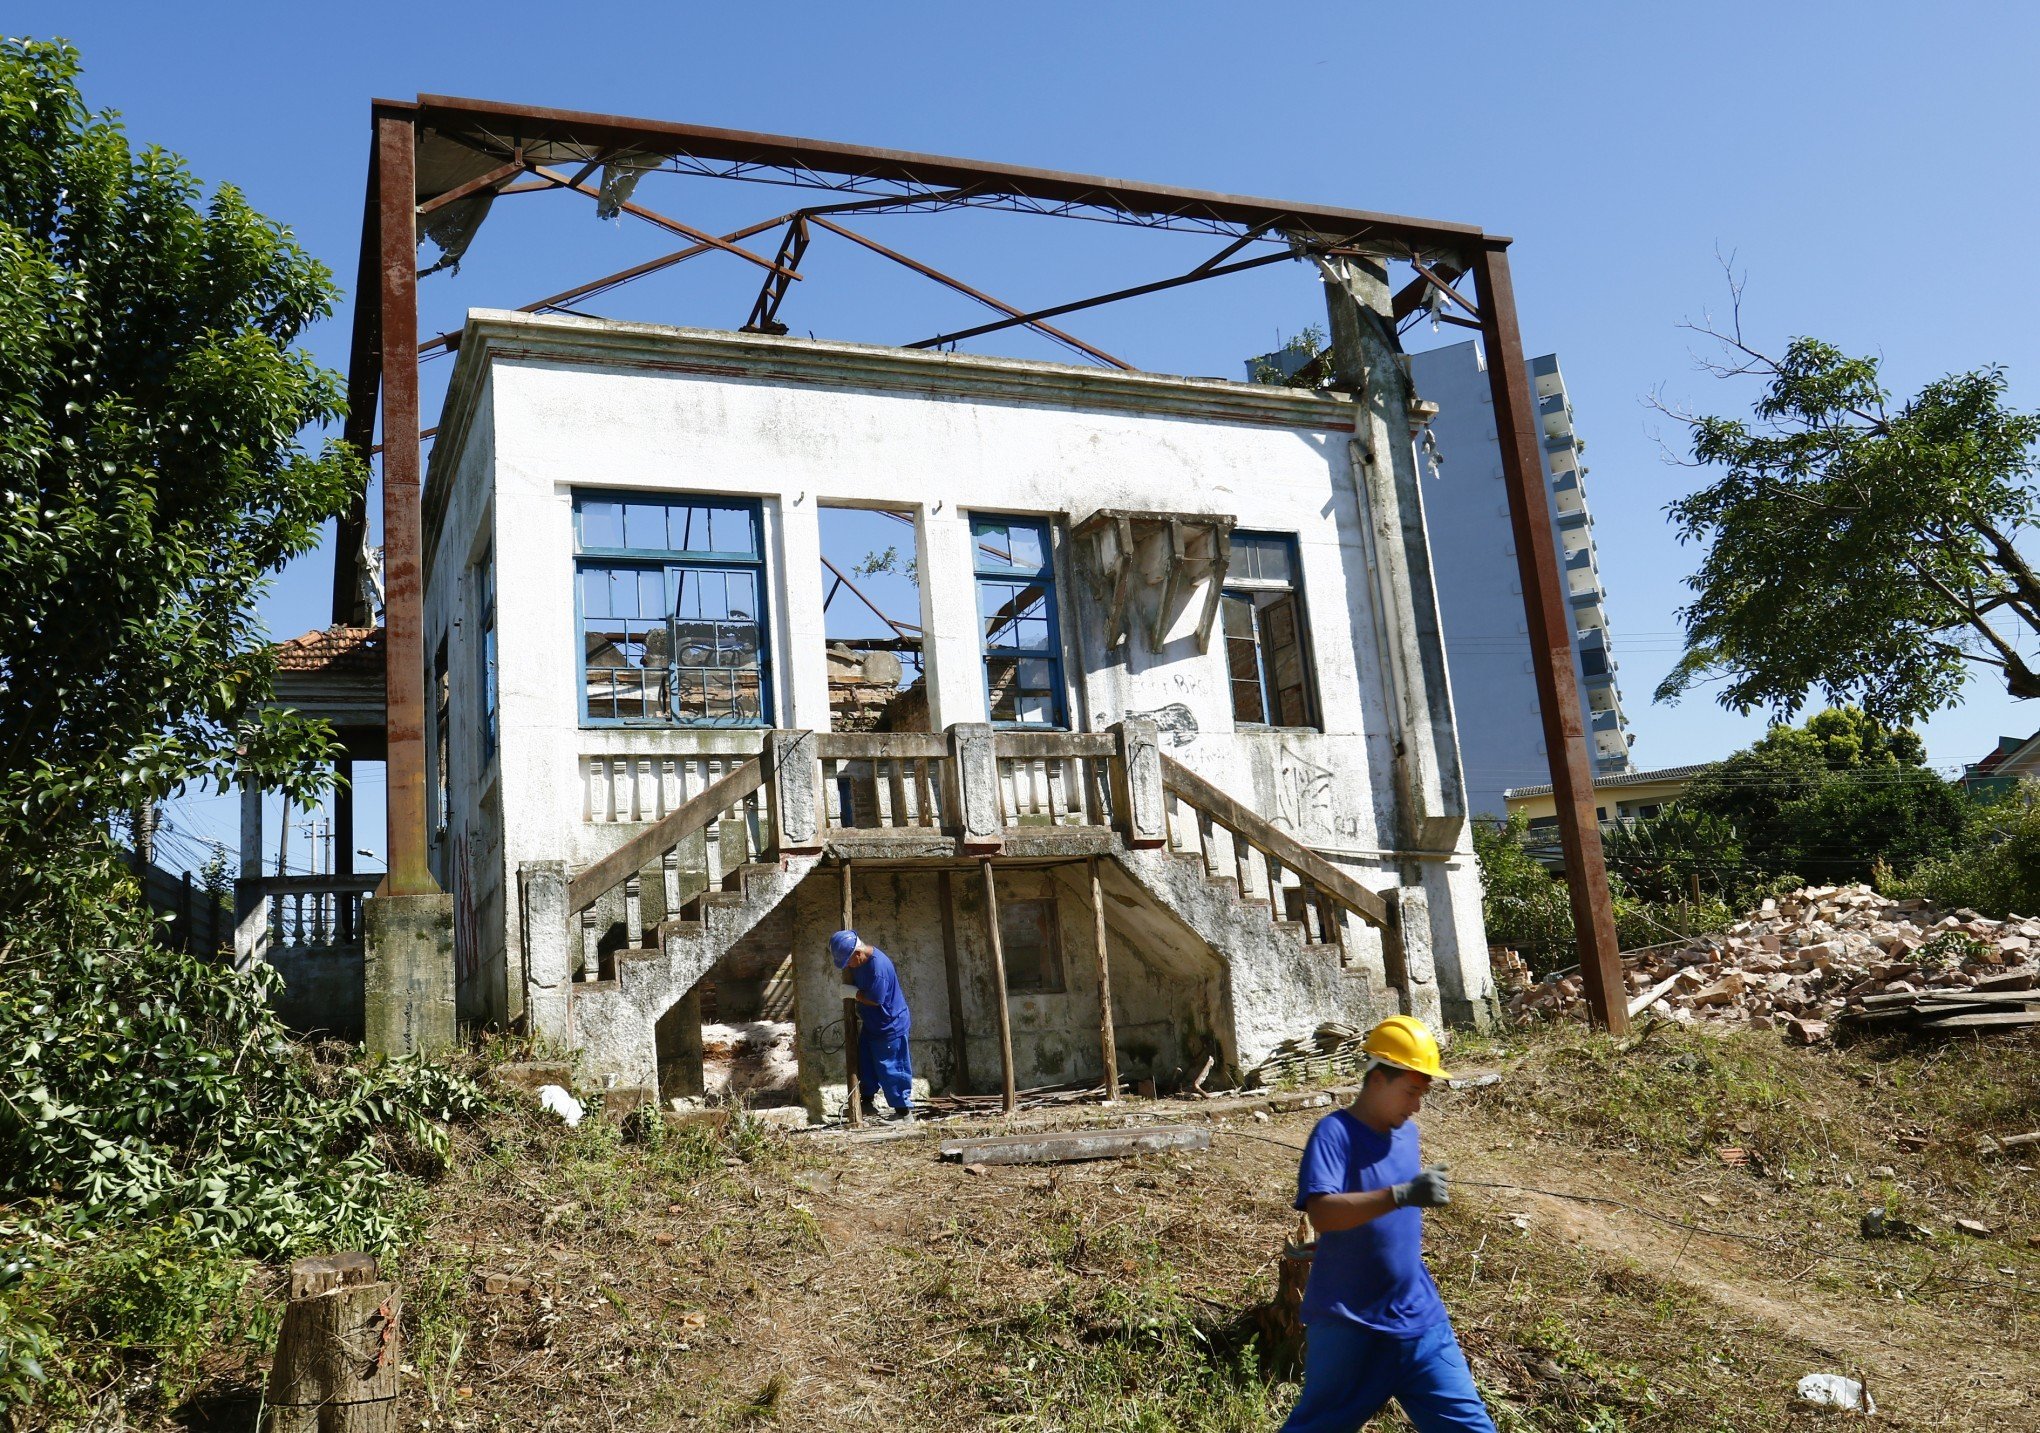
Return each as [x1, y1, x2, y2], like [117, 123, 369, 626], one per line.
[1501, 884, 2040, 1042]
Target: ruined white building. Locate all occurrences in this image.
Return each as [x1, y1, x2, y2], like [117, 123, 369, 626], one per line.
[410, 268, 1496, 1115]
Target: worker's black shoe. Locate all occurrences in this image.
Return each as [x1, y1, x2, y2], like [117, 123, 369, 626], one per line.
[889, 1107, 915, 1123]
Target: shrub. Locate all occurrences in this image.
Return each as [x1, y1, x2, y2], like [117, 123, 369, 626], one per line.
[1886, 783, 2040, 917]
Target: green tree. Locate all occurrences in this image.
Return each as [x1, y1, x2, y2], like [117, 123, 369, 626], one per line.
[0, 38, 360, 904]
[1657, 296, 2040, 724]
[1677, 707, 1966, 886]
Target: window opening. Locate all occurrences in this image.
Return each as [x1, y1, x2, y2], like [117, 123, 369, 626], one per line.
[819, 506, 928, 733]
[477, 547, 498, 766]
[574, 493, 770, 727]
[972, 514, 1065, 728]
[999, 896, 1066, 994]
[1220, 532, 1317, 728]
[431, 638, 450, 837]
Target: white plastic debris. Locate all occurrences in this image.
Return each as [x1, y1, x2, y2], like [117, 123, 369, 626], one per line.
[537, 1084, 584, 1127]
[1796, 1373, 1875, 1414]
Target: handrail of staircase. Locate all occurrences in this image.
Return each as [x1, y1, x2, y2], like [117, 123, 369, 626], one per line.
[566, 756, 764, 917]
[1158, 754, 1390, 931]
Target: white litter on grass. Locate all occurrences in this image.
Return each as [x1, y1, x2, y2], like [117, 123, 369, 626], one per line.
[1796, 1373, 1875, 1414]
[538, 1084, 584, 1127]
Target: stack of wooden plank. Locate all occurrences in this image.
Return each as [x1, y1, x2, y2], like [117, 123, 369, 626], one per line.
[1838, 977, 2040, 1036]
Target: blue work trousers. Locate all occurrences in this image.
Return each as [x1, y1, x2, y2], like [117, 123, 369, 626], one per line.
[857, 1029, 914, 1113]
[1281, 1317, 1496, 1433]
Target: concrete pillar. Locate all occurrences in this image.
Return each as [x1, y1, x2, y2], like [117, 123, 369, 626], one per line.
[240, 781, 264, 879]
[1108, 718, 1166, 848]
[1384, 885, 1443, 1030]
[920, 507, 989, 729]
[775, 497, 832, 730]
[1319, 254, 1467, 858]
[945, 722, 1004, 850]
[363, 893, 458, 1056]
[656, 988, 706, 1102]
[519, 861, 572, 1043]
[765, 729, 823, 854]
[234, 780, 268, 973]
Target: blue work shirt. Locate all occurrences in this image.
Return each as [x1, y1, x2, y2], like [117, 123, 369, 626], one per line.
[848, 946, 911, 1040]
[1292, 1109, 1447, 1336]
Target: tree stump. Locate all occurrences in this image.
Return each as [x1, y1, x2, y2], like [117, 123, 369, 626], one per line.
[266, 1253, 401, 1432]
[1255, 1218, 1313, 1378]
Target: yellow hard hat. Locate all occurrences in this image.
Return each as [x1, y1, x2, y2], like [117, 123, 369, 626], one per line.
[1362, 1015, 1449, 1081]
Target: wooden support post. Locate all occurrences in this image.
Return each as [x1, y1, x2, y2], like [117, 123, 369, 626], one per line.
[844, 994, 863, 1128]
[840, 857, 862, 1126]
[1088, 856, 1119, 1103]
[938, 869, 971, 1094]
[266, 1252, 400, 1431]
[980, 857, 1018, 1114]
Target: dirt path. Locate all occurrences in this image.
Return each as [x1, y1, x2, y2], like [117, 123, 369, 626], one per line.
[1427, 1121, 2040, 1427]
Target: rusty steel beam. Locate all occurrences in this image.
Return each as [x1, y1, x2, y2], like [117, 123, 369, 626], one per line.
[376, 108, 441, 898]
[806, 214, 1130, 369]
[1390, 260, 1465, 323]
[527, 164, 800, 280]
[1407, 257, 1481, 321]
[417, 155, 523, 216]
[332, 135, 385, 626]
[743, 215, 809, 334]
[411, 94, 1488, 251]
[909, 246, 1292, 353]
[1471, 239, 1622, 1032]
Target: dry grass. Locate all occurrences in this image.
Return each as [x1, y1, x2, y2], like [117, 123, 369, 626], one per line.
[163, 1024, 2040, 1431]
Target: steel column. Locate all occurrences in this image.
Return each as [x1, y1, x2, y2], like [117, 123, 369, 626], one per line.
[376, 110, 441, 898]
[1471, 240, 1624, 1032]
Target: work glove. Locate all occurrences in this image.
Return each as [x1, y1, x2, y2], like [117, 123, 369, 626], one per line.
[1391, 1165, 1450, 1209]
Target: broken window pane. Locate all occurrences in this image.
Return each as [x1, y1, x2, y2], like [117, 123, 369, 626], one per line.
[575, 492, 771, 726]
[971, 515, 1064, 728]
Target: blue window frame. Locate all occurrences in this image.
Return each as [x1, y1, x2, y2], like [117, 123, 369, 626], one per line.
[573, 492, 771, 727]
[971, 514, 1065, 728]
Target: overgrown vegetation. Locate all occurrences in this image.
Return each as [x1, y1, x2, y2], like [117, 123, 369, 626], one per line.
[0, 40, 483, 1427]
[1883, 781, 2040, 917]
[1656, 288, 2040, 719]
[302, 1025, 2040, 1431]
[1478, 708, 1977, 967]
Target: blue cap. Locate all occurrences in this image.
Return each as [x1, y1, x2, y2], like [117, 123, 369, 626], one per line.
[830, 930, 860, 968]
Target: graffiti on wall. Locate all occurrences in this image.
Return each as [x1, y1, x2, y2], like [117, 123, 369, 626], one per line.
[1127, 702, 1199, 747]
[1272, 744, 1359, 840]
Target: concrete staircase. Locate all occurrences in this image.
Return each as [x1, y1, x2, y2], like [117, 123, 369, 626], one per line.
[1105, 844, 1425, 1073]
[569, 855, 821, 1092]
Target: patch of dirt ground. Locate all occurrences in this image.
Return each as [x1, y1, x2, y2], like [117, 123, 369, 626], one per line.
[181, 1025, 2040, 1431]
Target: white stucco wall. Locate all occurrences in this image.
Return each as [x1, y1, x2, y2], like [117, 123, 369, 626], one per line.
[420, 311, 1494, 1033]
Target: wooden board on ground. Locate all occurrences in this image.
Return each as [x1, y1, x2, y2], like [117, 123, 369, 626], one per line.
[938, 1124, 1211, 1165]
[1914, 1010, 2040, 1031]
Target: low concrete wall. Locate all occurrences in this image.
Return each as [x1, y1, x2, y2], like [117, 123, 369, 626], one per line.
[268, 948, 366, 1042]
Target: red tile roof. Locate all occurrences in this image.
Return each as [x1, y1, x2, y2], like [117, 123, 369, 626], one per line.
[273, 626, 385, 676]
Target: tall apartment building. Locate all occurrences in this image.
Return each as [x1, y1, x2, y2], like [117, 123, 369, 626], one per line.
[1404, 341, 1634, 816]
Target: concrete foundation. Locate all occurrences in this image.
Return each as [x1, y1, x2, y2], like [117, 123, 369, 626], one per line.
[364, 893, 458, 1056]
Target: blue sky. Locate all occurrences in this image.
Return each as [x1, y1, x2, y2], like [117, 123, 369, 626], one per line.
[17, 2, 2040, 874]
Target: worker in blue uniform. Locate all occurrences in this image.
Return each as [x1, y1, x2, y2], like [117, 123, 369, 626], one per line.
[1281, 1015, 1495, 1433]
[831, 929, 914, 1120]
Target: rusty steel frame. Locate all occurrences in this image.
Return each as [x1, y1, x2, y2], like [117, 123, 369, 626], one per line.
[341, 94, 1626, 1028]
